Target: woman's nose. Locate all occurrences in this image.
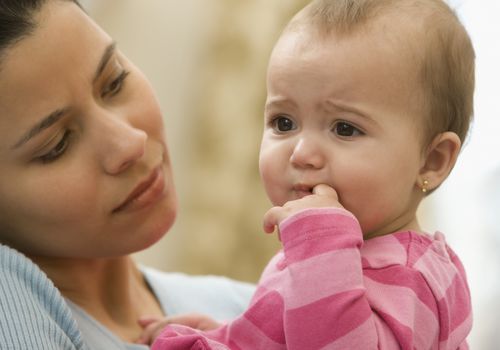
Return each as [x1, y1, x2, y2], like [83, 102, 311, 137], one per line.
[289, 137, 326, 169]
[97, 114, 148, 175]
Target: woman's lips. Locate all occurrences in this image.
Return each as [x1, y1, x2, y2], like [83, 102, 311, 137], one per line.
[113, 166, 165, 213]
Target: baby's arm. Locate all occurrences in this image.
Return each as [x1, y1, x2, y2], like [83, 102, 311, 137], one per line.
[148, 184, 353, 349]
[266, 185, 470, 349]
[263, 185, 375, 349]
[147, 183, 470, 349]
[136, 314, 221, 345]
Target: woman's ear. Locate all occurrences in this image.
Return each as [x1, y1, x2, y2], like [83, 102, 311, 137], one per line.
[418, 132, 461, 193]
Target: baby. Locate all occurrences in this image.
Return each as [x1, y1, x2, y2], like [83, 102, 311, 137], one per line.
[140, 0, 474, 348]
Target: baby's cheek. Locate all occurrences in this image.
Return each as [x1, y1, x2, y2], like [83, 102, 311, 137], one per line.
[261, 173, 285, 206]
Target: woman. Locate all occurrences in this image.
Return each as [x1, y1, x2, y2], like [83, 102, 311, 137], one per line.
[0, 0, 254, 349]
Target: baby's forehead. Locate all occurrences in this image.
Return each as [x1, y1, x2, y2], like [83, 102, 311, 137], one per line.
[274, 0, 473, 146]
[278, 13, 424, 77]
[269, 22, 430, 137]
[288, 1, 432, 56]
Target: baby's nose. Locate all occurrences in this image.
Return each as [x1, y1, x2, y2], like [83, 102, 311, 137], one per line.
[289, 137, 326, 169]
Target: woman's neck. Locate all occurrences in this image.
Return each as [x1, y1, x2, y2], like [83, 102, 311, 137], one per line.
[30, 254, 164, 342]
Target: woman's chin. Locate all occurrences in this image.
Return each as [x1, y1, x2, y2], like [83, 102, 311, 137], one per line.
[136, 206, 177, 252]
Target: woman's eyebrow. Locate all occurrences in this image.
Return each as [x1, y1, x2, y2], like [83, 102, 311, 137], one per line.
[93, 41, 117, 83]
[11, 108, 69, 149]
[11, 42, 118, 150]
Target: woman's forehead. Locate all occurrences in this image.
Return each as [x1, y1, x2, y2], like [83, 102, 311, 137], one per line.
[0, 0, 112, 149]
[0, 0, 110, 81]
[0, 2, 110, 115]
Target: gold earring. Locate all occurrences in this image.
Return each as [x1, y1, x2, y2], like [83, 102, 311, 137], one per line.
[421, 179, 429, 193]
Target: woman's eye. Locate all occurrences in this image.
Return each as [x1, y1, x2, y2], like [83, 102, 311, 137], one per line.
[38, 131, 71, 163]
[334, 122, 362, 137]
[272, 116, 296, 132]
[102, 70, 130, 98]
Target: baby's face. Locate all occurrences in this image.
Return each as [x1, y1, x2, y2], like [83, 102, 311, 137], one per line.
[259, 27, 426, 238]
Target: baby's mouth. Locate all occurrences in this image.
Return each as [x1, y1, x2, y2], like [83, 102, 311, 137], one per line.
[292, 184, 314, 199]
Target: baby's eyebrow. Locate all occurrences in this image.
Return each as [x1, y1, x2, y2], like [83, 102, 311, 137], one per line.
[265, 98, 298, 111]
[323, 100, 373, 121]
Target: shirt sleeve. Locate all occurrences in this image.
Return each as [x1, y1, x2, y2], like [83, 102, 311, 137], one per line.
[0, 244, 87, 350]
[279, 209, 471, 349]
[151, 208, 363, 350]
[151, 208, 471, 349]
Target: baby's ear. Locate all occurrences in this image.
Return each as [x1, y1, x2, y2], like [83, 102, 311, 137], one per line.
[418, 132, 461, 193]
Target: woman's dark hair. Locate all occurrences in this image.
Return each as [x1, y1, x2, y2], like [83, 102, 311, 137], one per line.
[0, 0, 80, 56]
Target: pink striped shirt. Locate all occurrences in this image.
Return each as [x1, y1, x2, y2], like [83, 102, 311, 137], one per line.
[152, 208, 472, 349]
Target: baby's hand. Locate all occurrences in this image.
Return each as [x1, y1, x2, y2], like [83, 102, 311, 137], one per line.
[136, 313, 221, 345]
[263, 184, 342, 234]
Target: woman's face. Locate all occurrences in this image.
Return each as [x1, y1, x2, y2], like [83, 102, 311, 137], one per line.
[0, 0, 177, 258]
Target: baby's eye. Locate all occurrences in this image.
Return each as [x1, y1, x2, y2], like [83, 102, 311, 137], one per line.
[272, 116, 296, 132]
[333, 122, 363, 137]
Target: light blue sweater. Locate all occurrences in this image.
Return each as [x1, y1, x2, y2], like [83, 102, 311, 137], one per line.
[0, 244, 254, 349]
[0, 244, 87, 349]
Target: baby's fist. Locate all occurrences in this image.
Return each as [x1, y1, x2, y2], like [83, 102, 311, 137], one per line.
[263, 184, 342, 234]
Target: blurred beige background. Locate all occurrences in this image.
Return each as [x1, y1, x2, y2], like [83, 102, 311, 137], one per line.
[86, 0, 309, 283]
[85, 1, 499, 348]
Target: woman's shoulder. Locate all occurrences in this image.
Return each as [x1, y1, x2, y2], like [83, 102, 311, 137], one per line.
[141, 266, 255, 321]
[0, 244, 87, 349]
